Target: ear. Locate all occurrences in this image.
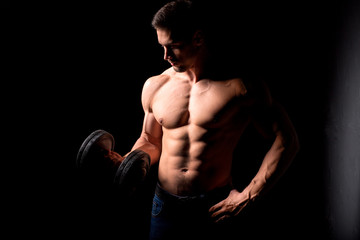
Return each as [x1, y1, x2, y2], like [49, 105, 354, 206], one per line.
[192, 30, 204, 47]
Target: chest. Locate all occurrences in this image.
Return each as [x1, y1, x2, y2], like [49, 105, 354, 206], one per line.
[152, 79, 246, 129]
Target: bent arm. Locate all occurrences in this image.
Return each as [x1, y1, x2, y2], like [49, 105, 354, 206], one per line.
[244, 101, 300, 202]
[131, 110, 162, 165]
[127, 77, 164, 165]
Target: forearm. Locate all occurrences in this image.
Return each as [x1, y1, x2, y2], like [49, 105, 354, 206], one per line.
[243, 133, 299, 201]
[130, 133, 162, 165]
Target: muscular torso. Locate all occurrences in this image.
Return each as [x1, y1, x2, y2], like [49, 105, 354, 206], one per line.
[145, 68, 253, 196]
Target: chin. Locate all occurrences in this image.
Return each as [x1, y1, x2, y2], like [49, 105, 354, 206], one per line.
[173, 65, 187, 72]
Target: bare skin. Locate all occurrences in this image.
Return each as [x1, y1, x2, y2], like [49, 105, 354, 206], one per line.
[122, 28, 299, 223]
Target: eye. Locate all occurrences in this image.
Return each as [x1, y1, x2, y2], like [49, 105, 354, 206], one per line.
[170, 44, 182, 49]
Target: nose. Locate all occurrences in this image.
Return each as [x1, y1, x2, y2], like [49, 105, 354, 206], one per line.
[163, 47, 172, 61]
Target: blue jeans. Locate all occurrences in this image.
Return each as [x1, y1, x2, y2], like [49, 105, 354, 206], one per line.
[149, 183, 232, 240]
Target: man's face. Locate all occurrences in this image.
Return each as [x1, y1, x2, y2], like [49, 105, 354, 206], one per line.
[156, 29, 197, 72]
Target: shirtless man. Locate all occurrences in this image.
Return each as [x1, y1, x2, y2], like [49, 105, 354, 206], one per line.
[75, 1, 298, 239]
[96, 1, 297, 239]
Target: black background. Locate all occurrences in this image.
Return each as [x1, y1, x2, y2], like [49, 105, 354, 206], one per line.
[3, 0, 359, 239]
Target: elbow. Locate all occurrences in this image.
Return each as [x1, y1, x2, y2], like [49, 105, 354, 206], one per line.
[284, 130, 300, 157]
[291, 132, 300, 154]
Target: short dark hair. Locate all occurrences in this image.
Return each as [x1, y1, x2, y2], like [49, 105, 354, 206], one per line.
[151, 0, 201, 41]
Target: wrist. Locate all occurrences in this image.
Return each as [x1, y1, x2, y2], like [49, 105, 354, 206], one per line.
[243, 178, 266, 202]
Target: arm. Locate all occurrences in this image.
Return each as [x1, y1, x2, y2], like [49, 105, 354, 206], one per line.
[210, 83, 299, 222]
[128, 77, 163, 165]
[131, 111, 162, 165]
[242, 100, 299, 200]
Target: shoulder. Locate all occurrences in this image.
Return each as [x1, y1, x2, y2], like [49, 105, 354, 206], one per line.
[143, 75, 168, 91]
[241, 77, 273, 107]
[228, 78, 248, 97]
[143, 67, 175, 94]
[141, 70, 172, 111]
[143, 70, 172, 94]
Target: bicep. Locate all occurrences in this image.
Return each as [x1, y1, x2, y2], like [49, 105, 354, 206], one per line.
[249, 79, 295, 141]
[249, 80, 276, 139]
[140, 78, 163, 142]
[142, 110, 163, 142]
[252, 100, 298, 146]
[130, 109, 163, 155]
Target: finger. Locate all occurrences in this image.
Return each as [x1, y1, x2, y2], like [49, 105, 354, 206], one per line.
[210, 205, 230, 219]
[209, 207, 221, 215]
[209, 203, 223, 216]
[208, 200, 225, 213]
[234, 206, 244, 216]
[210, 208, 224, 218]
[215, 214, 230, 223]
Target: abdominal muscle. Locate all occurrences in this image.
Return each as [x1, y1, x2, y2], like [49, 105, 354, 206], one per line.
[157, 124, 237, 196]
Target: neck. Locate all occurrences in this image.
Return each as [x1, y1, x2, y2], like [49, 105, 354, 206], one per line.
[187, 46, 211, 83]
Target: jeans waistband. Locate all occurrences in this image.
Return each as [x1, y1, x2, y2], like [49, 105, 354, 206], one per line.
[155, 183, 233, 205]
